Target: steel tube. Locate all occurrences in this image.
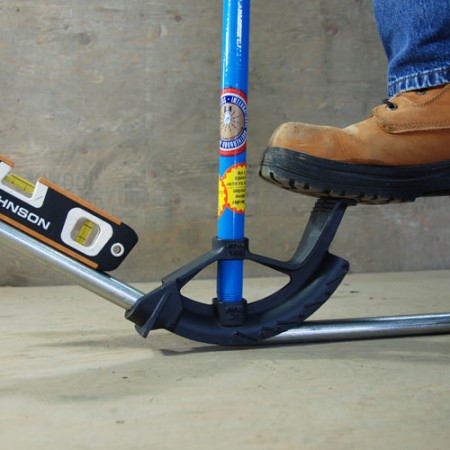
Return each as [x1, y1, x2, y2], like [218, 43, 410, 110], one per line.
[266, 313, 450, 344]
[1, 219, 450, 344]
[0, 220, 143, 310]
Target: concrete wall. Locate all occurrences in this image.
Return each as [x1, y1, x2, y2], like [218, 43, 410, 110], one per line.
[0, 0, 449, 286]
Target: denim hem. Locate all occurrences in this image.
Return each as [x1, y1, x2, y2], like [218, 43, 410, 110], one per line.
[388, 67, 450, 97]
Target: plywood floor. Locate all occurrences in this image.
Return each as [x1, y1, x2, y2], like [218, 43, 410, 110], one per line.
[1, 272, 450, 449]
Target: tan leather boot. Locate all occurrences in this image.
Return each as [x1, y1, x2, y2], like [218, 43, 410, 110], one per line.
[260, 84, 450, 204]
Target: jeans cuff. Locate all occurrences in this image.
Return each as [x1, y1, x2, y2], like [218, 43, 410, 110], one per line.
[388, 68, 450, 97]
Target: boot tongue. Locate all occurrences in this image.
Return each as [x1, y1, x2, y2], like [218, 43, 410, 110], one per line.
[373, 84, 450, 133]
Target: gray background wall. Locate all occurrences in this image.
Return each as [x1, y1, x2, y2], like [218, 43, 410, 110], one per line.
[0, 0, 449, 286]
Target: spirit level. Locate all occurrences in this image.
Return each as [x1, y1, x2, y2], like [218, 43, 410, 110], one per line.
[0, 155, 138, 271]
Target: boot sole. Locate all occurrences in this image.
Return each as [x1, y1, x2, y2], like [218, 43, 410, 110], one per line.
[260, 147, 450, 205]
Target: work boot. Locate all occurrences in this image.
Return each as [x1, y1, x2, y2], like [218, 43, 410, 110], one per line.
[260, 84, 450, 204]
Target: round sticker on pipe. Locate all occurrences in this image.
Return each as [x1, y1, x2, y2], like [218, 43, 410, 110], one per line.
[219, 88, 248, 156]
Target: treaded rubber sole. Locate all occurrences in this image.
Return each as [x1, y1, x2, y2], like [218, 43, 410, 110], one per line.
[260, 147, 450, 205]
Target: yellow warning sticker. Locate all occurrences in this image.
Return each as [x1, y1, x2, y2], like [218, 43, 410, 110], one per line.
[218, 163, 246, 217]
[218, 177, 227, 217]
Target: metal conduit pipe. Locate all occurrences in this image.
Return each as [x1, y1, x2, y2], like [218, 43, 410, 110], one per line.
[1, 219, 450, 345]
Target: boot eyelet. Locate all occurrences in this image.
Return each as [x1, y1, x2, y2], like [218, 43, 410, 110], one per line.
[383, 100, 398, 111]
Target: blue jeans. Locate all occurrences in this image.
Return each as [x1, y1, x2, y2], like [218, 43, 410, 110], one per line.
[373, 0, 450, 97]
